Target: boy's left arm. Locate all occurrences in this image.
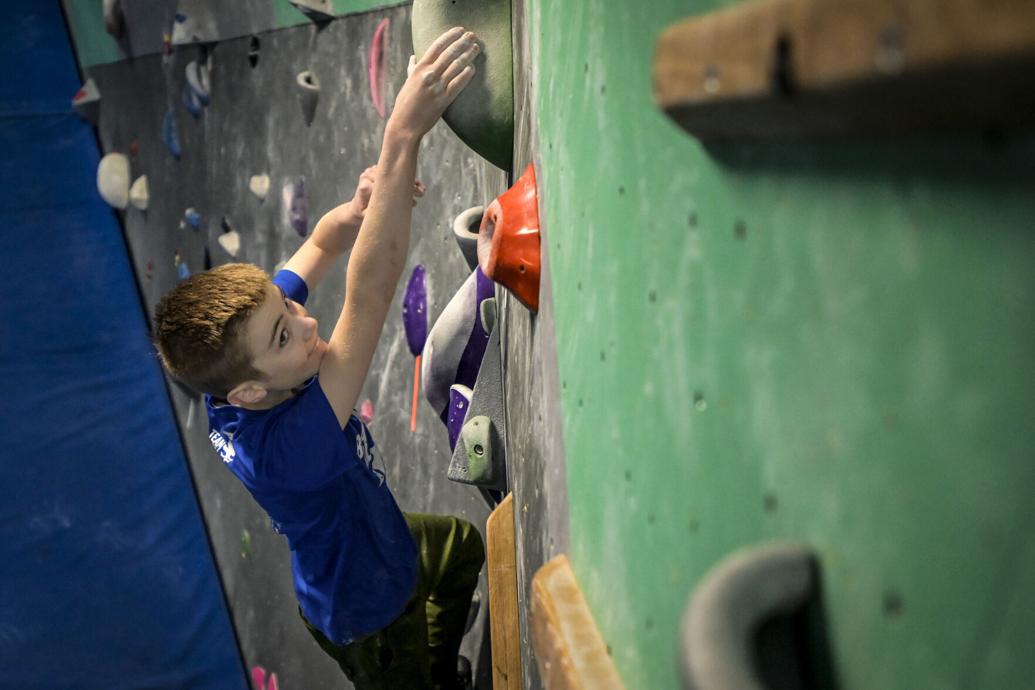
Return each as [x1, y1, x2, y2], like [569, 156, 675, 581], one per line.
[282, 166, 425, 291]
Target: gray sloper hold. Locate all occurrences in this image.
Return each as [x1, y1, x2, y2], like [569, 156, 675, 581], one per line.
[452, 206, 484, 271]
[289, 0, 335, 22]
[681, 543, 816, 690]
[103, 0, 124, 39]
[411, 0, 514, 171]
[297, 70, 320, 126]
[448, 323, 506, 490]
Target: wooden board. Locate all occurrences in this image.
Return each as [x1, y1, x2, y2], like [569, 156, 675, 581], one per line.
[486, 493, 522, 690]
[652, 0, 1035, 138]
[530, 555, 625, 690]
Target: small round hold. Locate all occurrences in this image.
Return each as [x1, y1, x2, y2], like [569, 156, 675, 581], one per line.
[473, 444, 484, 456]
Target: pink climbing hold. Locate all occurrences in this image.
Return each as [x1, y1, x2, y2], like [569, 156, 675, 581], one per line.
[267, 673, 279, 690]
[359, 399, 375, 424]
[368, 18, 390, 118]
[250, 666, 266, 690]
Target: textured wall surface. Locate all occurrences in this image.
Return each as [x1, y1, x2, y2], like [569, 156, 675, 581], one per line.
[86, 5, 506, 688]
[63, 0, 406, 67]
[528, 1, 1035, 689]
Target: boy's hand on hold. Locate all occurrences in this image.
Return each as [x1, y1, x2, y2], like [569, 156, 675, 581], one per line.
[338, 167, 427, 224]
[387, 27, 479, 143]
[347, 166, 378, 221]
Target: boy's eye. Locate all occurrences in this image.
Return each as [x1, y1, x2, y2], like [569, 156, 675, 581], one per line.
[279, 328, 289, 347]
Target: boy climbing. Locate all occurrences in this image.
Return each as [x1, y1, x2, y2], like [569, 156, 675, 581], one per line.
[153, 27, 484, 690]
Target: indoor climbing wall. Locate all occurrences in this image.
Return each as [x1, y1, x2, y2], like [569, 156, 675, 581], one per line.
[66, 2, 507, 688]
[521, 1, 1035, 689]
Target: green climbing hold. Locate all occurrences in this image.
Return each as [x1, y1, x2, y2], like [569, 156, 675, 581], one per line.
[411, 0, 514, 171]
[461, 415, 493, 482]
[240, 528, 251, 559]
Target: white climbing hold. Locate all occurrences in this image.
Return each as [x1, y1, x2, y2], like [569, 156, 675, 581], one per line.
[72, 78, 101, 125]
[218, 230, 241, 257]
[97, 153, 130, 209]
[185, 60, 210, 105]
[249, 173, 270, 200]
[129, 175, 149, 210]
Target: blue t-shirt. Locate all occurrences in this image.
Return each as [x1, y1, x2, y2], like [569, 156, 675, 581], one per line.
[205, 270, 417, 644]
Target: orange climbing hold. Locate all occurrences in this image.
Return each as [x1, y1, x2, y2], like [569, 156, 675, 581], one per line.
[477, 163, 541, 313]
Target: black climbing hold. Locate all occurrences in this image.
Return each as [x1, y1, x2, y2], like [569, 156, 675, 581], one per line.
[248, 36, 260, 68]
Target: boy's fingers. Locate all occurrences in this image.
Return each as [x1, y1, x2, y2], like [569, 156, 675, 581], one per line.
[440, 42, 480, 84]
[431, 32, 475, 78]
[419, 26, 465, 67]
[445, 65, 476, 100]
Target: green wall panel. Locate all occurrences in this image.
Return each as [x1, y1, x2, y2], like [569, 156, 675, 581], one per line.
[64, 0, 120, 67]
[272, 0, 399, 28]
[531, 1, 1035, 688]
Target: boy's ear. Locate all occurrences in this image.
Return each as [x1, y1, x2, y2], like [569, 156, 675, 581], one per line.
[227, 381, 267, 407]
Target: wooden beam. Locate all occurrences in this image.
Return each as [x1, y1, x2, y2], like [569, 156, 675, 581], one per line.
[487, 494, 523, 690]
[652, 0, 1035, 139]
[530, 554, 625, 690]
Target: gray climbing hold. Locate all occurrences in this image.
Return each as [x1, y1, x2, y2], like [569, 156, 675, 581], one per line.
[452, 206, 484, 271]
[170, 3, 218, 46]
[411, 0, 514, 171]
[289, 0, 335, 22]
[297, 70, 320, 126]
[103, 0, 124, 39]
[681, 542, 816, 690]
[447, 323, 506, 489]
[479, 296, 497, 337]
[461, 415, 492, 482]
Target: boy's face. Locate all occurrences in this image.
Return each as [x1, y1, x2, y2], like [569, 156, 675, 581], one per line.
[237, 281, 327, 398]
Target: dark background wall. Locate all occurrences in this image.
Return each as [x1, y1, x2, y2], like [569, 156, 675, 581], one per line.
[83, 5, 508, 688]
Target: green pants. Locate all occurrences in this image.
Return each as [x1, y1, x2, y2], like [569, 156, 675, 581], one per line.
[300, 513, 485, 690]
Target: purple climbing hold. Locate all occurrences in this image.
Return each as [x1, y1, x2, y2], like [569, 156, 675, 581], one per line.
[446, 385, 472, 451]
[453, 268, 495, 389]
[421, 267, 496, 428]
[402, 264, 428, 357]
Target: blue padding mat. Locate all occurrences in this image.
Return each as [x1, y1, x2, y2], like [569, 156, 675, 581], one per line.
[0, 3, 246, 688]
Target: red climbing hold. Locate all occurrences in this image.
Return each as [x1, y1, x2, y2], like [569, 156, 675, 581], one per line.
[477, 163, 541, 313]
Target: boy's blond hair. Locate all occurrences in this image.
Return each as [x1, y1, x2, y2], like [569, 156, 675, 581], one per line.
[153, 263, 271, 397]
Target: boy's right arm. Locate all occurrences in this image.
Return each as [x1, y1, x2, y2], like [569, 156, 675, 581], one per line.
[317, 26, 479, 428]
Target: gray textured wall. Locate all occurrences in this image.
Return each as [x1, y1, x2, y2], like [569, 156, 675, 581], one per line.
[89, 5, 507, 688]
